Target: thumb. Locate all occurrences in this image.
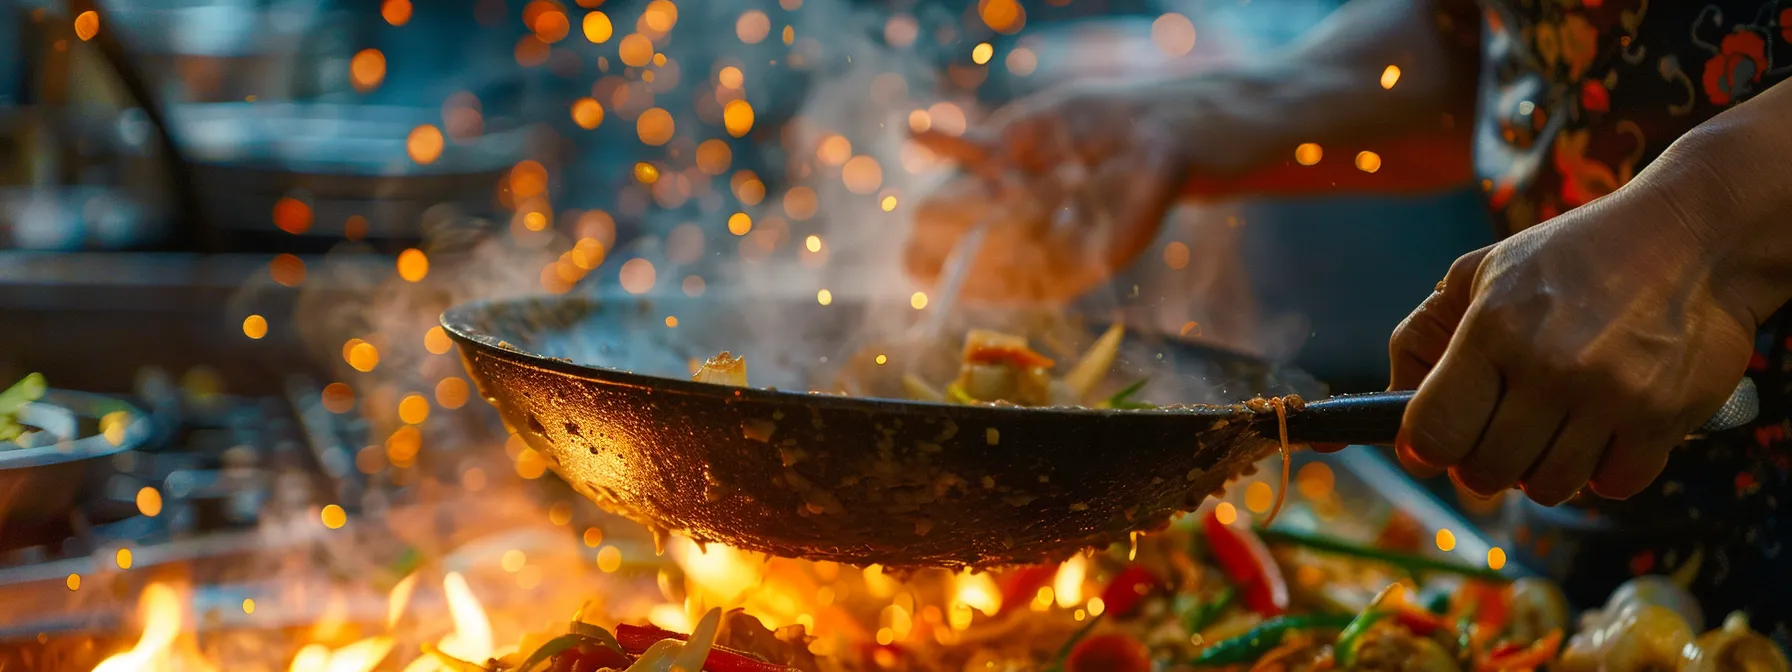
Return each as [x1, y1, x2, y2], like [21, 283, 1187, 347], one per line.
[1388, 246, 1493, 391]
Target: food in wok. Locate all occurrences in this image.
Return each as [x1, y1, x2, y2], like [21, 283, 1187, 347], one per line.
[415, 506, 1785, 672]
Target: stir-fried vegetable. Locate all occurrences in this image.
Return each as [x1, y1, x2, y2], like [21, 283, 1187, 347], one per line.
[1190, 614, 1356, 665]
[1202, 511, 1289, 617]
[693, 352, 748, 387]
[1256, 528, 1511, 582]
[1061, 324, 1123, 400]
[0, 373, 46, 444]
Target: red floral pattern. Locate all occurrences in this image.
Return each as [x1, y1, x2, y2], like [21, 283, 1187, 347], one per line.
[1702, 30, 1768, 105]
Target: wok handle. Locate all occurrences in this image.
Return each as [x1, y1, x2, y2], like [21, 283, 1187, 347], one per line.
[1283, 378, 1759, 446]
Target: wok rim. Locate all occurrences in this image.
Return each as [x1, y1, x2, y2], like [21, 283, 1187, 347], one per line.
[438, 294, 1273, 421]
[0, 390, 151, 471]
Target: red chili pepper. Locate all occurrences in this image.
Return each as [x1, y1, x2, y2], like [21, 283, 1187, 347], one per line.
[1065, 633, 1151, 672]
[1201, 511, 1289, 616]
[1458, 581, 1511, 636]
[614, 624, 793, 672]
[1392, 605, 1445, 636]
[999, 565, 1058, 613]
[1475, 629, 1563, 672]
[1097, 565, 1160, 619]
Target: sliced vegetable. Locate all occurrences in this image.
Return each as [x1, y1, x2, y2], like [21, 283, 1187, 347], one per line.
[1255, 528, 1511, 582]
[1098, 564, 1160, 619]
[1190, 614, 1355, 665]
[1474, 629, 1562, 672]
[944, 383, 977, 405]
[1063, 324, 1124, 400]
[901, 374, 945, 402]
[1065, 633, 1150, 672]
[1332, 611, 1389, 669]
[1393, 604, 1446, 636]
[693, 352, 748, 387]
[962, 329, 1056, 370]
[614, 623, 793, 672]
[1203, 511, 1289, 616]
[1455, 580, 1512, 638]
[0, 373, 46, 443]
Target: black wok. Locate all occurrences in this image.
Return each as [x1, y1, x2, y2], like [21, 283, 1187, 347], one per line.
[442, 294, 1751, 568]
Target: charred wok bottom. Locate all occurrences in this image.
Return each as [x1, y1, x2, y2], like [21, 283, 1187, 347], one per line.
[465, 348, 1286, 570]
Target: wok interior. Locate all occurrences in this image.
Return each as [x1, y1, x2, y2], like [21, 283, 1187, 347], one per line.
[455, 293, 1315, 406]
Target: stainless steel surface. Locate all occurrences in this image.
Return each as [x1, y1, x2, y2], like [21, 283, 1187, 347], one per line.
[1699, 376, 1759, 434]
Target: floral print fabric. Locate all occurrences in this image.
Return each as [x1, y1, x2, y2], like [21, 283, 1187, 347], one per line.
[1474, 0, 1791, 646]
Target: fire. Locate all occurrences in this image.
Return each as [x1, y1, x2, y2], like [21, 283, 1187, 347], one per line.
[92, 583, 213, 672]
[401, 573, 494, 672]
[1053, 555, 1086, 608]
[288, 638, 394, 672]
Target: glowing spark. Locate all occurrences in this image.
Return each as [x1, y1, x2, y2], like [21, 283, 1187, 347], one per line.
[727, 212, 752, 236]
[572, 97, 604, 129]
[273, 197, 313, 234]
[1487, 547, 1507, 570]
[723, 100, 755, 138]
[804, 235, 822, 252]
[424, 326, 452, 354]
[619, 33, 654, 67]
[66, 574, 79, 591]
[583, 11, 612, 42]
[407, 125, 444, 164]
[398, 394, 430, 425]
[1381, 65, 1402, 89]
[619, 258, 657, 294]
[635, 162, 661, 183]
[1355, 150, 1383, 173]
[243, 315, 268, 339]
[597, 546, 622, 572]
[1215, 501, 1238, 525]
[1294, 142, 1323, 166]
[817, 289, 832, 305]
[381, 0, 412, 26]
[321, 505, 348, 529]
[351, 49, 387, 92]
[664, 316, 679, 328]
[243, 598, 256, 614]
[396, 248, 429, 282]
[74, 11, 99, 41]
[971, 42, 993, 64]
[1245, 481, 1274, 513]
[348, 342, 380, 372]
[910, 292, 928, 310]
[1435, 528, 1457, 552]
[636, 107, 675, 145]
[718, 66, 744, 89]
[881, 196, 898, 211]
[321, 383, 356, 413]
[116, 548, 133, 569]
[136, 487, 163, 517]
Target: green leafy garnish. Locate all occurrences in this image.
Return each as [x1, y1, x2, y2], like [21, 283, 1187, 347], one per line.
[0, 373, 47, 443]
[568, 622, 625, 654]
[1179, 586, 1235, 634]
[1102, 378, 1154, 409]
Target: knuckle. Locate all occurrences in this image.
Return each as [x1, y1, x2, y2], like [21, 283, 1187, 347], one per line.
[1407, 420, 1471, 467]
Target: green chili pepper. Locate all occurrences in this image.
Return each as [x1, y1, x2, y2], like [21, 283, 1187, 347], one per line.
[1333, 610, 1390, 669]
[1254, 528, 1510, 582]
[1178, 587, 1236, 634]
[1190, 614, 1356, 666]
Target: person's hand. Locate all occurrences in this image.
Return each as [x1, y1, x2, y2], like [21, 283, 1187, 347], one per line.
[1387, 186, 1757, 505]
[905, 79, 1244, 303]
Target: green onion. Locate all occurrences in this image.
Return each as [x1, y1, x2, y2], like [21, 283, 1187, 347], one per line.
[1255, 528, 1509, 582]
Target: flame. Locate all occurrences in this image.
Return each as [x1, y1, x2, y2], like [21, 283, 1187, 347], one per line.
[91, 583, 201, 672]
[388, 572, 420, 630]
[289, 638, 394, 672]
[953, 571, 1002, 616]
[1053, 556, 1087, 608]
[403, 573, 493, 672]
[671, 540, 763, 603]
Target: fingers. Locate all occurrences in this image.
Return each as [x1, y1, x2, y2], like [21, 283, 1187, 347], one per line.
[1453, 388, 1565, 497]
[910, 129, 1002, 177]
[1400, 336, 1503, 472]
[1389, 247, 1493, 390]
[1520, 415, 1612, 506]
[1589, 431, 1677, 499]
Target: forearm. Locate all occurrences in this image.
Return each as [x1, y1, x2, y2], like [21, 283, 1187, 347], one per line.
[1173, 0, 1482, 195]
[1650, 81, 1792, 327]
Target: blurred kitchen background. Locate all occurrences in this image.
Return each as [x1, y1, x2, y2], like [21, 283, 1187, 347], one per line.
[0, 0, 1496, 399]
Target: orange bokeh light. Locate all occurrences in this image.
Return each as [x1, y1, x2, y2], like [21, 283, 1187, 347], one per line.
[407, 124, 444, 164]
[351, 49, 387, 92]
[273, 197, 312, 235]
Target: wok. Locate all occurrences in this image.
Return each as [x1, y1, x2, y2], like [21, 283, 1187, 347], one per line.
[0, 391, 152, 544]
[443, 294, 1754, 569]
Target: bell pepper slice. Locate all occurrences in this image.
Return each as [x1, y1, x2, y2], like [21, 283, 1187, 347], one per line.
[1202, 510, 1289, 616]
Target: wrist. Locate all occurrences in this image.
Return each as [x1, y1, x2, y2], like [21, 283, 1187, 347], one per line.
[1645, 90, 1792, 327]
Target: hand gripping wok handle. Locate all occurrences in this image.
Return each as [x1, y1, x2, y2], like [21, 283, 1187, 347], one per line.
[1282, 378, 1760, 446]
